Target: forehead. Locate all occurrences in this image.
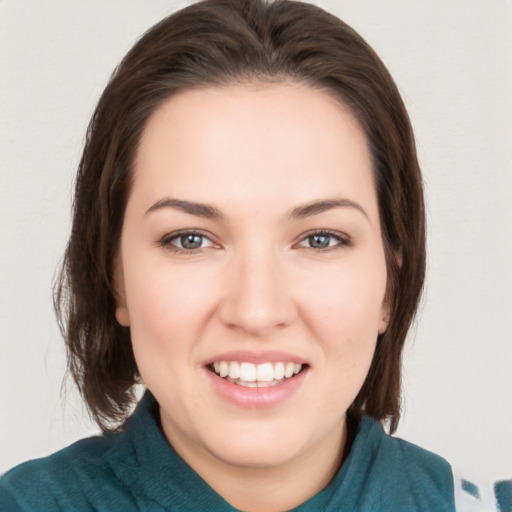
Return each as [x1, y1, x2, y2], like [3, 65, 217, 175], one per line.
[132, 83, 378, 220]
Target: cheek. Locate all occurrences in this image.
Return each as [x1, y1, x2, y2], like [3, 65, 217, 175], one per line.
[297, 257, 386, 400]
[307, 268, 384, 397]
[123, 258, 223, 364]
[124, 266, 217, 398]
[299, 260, 387, 345]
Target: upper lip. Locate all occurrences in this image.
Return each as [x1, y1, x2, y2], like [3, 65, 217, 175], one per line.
[204, 350, 309, 366]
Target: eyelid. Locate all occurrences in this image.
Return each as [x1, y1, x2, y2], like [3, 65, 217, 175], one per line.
[157, 228, 351, 253]
[295, 229, 352, 250]
[158, 229, 219, 252]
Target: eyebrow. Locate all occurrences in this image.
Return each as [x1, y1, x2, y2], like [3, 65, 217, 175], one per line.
[145, 198, 222, 219]
[145, 196, 367, 221]
[289, 198, 368, 220]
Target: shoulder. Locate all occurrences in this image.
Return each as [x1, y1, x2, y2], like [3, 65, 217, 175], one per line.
[356, 417, 455, 511]
[386, 430, 454, 508]
[389, 431, 453, 487]
[360, 416, 452, 476]
[0, 434, 132, 511]
[0, 394, 165, 512]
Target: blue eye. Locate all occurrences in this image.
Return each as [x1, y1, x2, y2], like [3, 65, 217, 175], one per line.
[298, 231, 349, 250]
[160, 231, 215, 252]
[177, 233, 204, 250]
[308, 233, 333, 249]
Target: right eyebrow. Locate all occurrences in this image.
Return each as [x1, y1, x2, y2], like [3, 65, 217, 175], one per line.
[289, 197, 368, 221]
[145, 198, 223, 220]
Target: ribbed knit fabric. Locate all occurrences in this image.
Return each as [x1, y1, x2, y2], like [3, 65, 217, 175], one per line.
[0, 392, 455, 511]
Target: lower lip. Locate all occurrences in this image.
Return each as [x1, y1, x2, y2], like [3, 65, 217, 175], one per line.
[205, 368, 308, 408]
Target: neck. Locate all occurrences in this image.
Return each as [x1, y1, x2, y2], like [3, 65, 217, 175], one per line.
[161, 413, 348, 512]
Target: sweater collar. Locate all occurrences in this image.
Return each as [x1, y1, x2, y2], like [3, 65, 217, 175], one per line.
[108, 391, 381, 511]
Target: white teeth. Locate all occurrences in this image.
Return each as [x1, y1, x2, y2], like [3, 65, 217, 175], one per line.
[284, 362, 295, 378]
[239, 362, 257, 382]
[219, 361, 229, 378]
[256, 362, 274, 382]
[228, 361, 240, 379]
[238, 380, 279, 388]
[212, 360, 304, 383]
[274, 362, 285, 380]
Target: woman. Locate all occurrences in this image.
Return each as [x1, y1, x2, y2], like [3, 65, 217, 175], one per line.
[0, 0, 506, 510]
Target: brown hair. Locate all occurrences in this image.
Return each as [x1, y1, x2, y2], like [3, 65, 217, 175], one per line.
[55, 0, 425, 433]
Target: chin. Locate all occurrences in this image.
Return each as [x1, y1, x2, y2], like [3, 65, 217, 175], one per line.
[208, 439, 300, 469]
[199, 419, 312, 469]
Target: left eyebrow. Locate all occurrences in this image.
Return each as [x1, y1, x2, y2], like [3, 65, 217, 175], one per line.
[145, 198, 222, 219]
[289, 198, 368, 220]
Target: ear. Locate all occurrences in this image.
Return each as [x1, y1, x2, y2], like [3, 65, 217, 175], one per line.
[378, 301, 390, 335]
[112, 258, 131, 327]
[378, 249, 402, 335]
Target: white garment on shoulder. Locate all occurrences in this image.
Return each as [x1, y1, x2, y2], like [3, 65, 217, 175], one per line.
[452, 467, 510, 512]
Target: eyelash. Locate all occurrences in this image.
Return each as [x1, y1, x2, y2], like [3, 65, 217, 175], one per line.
[158, 230, 215, 254]
[158, 229, 352, 254]
[297, 230, 352, 251]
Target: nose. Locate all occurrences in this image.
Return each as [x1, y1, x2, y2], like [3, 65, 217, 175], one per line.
[218, 247, 296, 337]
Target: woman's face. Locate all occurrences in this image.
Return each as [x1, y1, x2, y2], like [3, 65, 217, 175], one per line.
[115, 83, 389, 473]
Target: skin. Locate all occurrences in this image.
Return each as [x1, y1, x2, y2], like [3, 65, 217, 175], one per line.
[115, 83, 389, 512]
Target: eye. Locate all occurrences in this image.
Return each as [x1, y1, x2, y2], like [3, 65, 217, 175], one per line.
[159, 230, 216, 252]
[297, 230, 350, 250]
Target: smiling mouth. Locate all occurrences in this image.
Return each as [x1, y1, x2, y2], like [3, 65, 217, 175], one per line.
[208, 361, 307, 388]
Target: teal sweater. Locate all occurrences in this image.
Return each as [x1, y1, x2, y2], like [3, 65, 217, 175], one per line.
[0, 393, 454, 511]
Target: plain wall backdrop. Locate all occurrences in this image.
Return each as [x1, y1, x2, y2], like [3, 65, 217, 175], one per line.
[1, 0, 511, 479]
